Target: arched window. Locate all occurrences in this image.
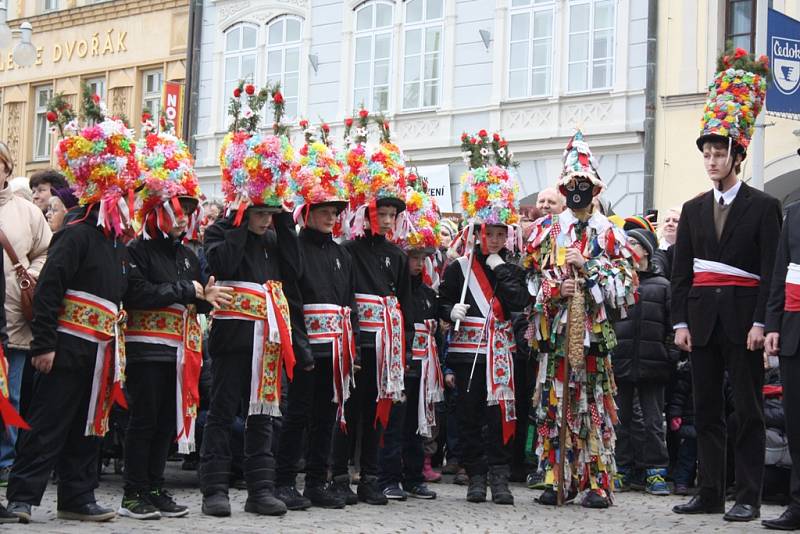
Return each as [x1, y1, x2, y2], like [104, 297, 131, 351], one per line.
[266, 16, 303, 119]
[222, 23, 258, 123]
[353, 1, 394, 111]
[402, 0, 444, 110]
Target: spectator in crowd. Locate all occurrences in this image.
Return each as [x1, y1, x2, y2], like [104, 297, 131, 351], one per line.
[45, 188, 78, 233]
[535, 187, 564, 216]
[667, 356, 697, 495]
[0, 142, 52, 488]
[28, 169, 67, 213]
[659, 207, 680, 249]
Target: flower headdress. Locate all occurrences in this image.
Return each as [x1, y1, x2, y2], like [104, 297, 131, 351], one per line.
[557, 129, 604, 196]
[50, 83, 141, 238]
[697, 46, 769, 157]
[219, 81, 294, 225]
[395, 177, 441, 253]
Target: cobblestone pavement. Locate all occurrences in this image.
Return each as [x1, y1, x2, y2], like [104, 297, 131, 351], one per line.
[11, 463, 785, 533]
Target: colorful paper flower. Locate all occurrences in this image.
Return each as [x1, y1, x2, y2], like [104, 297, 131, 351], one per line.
[396, 188, 442, 251]
[460, 165, 520, 226]
[219, 131, 294, 209]
[291, 140, 348, 207]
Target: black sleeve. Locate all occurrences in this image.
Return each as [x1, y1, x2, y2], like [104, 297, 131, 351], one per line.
[30, 228, 85, 357]
[0, 252, 6, 348]
[755, 197, 783, 326]
[494, 262, 530, 315]
[394, 251, 415, 351]
[272, 211, 303, 282]
[438, 260, 464, 324]
[670, 206, 693, 327]
[124, 242, 197, 310]
[765, 207, 791, 334]
[204, 216, 250, 280]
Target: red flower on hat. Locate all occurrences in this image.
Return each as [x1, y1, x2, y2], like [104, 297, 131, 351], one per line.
[91, 94, 100, 104]
[141, 111, 152, 122]
[46, 111, 58, 123]
[493, 133, 500, 142]
[478, 129, 488, 138]
[321, 123, 330, 132]
[383, 121, 390, 130]
[245, 84, 255, 95]
[734, 47, 748, 59]
[233, 87, 242, 98]
[273, 91, 284, 104]
[359, 109, 369, 119]
[344, 117, 354, 127]
[299, 119, 309, 129]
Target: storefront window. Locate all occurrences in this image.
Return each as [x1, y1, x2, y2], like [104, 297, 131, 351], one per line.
[508, 0, 554, 99]
[567, 0, 614, 93]
[353, 1, 394, 112]
[142, 69, 163, 118]
[266, 16, 303, 119]
[402, 0, 443, 110]
[222, 23, 258, 127]
[34, 85, 53, 161]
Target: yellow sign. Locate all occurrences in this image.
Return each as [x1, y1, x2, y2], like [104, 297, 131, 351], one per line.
[0, 28, 128, 72]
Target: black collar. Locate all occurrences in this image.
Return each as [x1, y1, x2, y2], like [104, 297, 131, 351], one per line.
[301, 227, 333, 246]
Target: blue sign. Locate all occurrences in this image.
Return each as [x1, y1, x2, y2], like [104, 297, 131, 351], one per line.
[768, 9, 800, 116]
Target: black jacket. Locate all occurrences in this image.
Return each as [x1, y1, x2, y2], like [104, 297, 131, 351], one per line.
[438, 248, 528, 365]
[297, 227, 360, 361]
[612, 271, 677, 383]
[124, 235, 211, 364]
[666, 358, 695, 430]
[765, 202, 800, 356]
[30, 205, 129, 367]
[342, 233, 414, 351]
[408, 274, 438, 377]
[652, 245, 673, 280]
[671, 182, 782, 346]
[203, 211, 311, 367]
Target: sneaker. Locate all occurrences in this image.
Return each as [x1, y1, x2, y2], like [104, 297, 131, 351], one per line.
[406, 483, 436, 499]
[148, 489, 189, 518]
[201, 492, 231, 517]
[526, 470, 546, 490]
[274, 485, 312, 511]
[0, 466, 11, 488]
[453, 467, 468, 486]
[57, 502, 117, 522]
[422, 457, 442, 483]
[0, 502, 18, 524]
[382, 483, 407, 501]
[331, 475, 358, 506]
[613, 472, 629, 493]
[7, 501, 31, 523]
[118, 493, 161, 520]
[304, 483, 346, 509]
[357, 477, 388, 505]
[645, 468, 671, 496]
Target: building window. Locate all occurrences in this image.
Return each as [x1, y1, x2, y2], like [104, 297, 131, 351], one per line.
[353, 1, 394, 112]
[567, 0, 614, 93]
[725, 0, 756, 52]
[142, 69, 163, 117]
[33, 85, 53, 161]
[266, 16, 302, 119]
[222, 23, 258, 125]
[85, 76, 106, 101]
[402, 0, 443, 110]
[43, 0, 59, 12]
[508, 0, 555, 98]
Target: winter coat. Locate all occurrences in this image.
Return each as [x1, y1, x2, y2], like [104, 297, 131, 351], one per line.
[30, 205, 128, 368]
[0, 185, 51, 350]
[666, 358, 694, 429]
[203, 211, 311, 368]
[124, 235, 211, 364]
[652, 245, 673, 280]
[612, 270, 677, 383]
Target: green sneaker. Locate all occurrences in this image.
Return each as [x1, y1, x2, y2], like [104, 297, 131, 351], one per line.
[118, 493, 161, 520]
[645, 468, 671, 496]
[613, 472, 630, 493]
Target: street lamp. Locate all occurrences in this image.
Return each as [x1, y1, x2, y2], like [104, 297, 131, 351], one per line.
[0, 2, 37, 67]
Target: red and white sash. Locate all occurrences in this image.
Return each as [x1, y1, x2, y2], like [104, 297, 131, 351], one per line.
[692, 259, 760, 287]
[355, 293, 405, 429]
[412, 319, 444, 437]
[786, 263, 800, 312]
[126, 304, 203, 453]
[303, 304, 357, 431]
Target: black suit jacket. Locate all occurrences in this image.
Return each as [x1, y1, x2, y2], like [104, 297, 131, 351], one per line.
[765, 202, 800, 356]
[671, 182, 782, 347]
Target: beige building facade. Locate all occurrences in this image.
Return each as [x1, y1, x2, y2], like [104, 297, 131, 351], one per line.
[0, 0, 189, 177]
[654, 0, 800, 213]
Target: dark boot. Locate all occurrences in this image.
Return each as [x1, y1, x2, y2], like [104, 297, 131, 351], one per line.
[357, 476, 388, 505]
[198, 459, 231, 498]
[331, 474, 358, 505]
[274, 485, 311, 511]
[244, 489, 287, 516]
[201, 492, 231, 517]
[466, 474, 487, 503]
[488, 465, 514, 505]
[304, 483, 346, 509]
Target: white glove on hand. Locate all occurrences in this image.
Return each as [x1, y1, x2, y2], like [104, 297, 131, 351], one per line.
[485, 253, 505, 270]
[450, 303, 470, 323]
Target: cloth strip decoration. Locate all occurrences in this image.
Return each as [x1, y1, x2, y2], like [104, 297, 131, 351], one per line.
[0, 344, 29, 430]
[57, 290, 128, 436]
[355, 293, 405, 429]
[412, 319, 444, 438]
[213, 281, 296, 416]
[125, 304, 203, 453]
[303, 304, 357, 431]
[786, 263, 800, 312]
[692, 258, 760, 287]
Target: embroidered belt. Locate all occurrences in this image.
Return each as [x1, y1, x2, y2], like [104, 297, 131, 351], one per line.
[412, 319, 444, 438]
[57, 290, 127, 437]
[214, 281, 295, 416]
[126, 305, 203, 453]
[355, 293, 405, 429]
[303, 304, 356, 430]
[786, 263, 800, 312]
[692, 259, 760, 288]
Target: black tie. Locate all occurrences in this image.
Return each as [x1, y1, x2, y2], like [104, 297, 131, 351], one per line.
[719, 196, 725, 207]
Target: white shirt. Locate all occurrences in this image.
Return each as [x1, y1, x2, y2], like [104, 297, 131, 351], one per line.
[712, 180, 742, 207]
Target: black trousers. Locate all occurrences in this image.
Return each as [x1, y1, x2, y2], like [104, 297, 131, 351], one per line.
[123, 362, 177, 494]
[377, 375, 424, 489]
[512, 357, 535, 475]
[615, 381, 669, 469]
[7, 366, 101, 508]
[691, 323, 765, 506]
[780, 353, 800, 512]
[332, 346, 380, 479]
[275, 357, 336, 488]
[199, 350, 275, 496]
[452, 361, 511, 477]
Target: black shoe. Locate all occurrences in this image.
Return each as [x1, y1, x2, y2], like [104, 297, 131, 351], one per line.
[181, 454, 199, 471]
[406, 483, 437, 500]
[118, 493, 161, 520]
[466, 474, 487, 503]
[7, 501, 31, 523]
[304, 483, 346, 509]
[274, 485, 312, 511]
[57, 502, 116, 522]
[581, 489, 610, 509]
[763, 507, 800, 530]
[672, 494, 724, 515]
[724, 503, 760, 522]
[488, 466, 514, 505]
[331, 475, 359, 506]
[202, 492, 231, 517]
[148, 489, 188, 518]
[536, 486, 577, 506]
[0, 503, 18, 524]
[244, 490, 288, 516]
[357, 477, 388, 505]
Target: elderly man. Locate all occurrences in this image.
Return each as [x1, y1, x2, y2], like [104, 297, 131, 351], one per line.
[535, 187, 564, 216]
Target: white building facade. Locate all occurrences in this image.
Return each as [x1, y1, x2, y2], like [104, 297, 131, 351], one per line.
[193, 0, 649, 215]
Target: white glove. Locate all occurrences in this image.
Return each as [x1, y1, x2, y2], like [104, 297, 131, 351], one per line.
[450, 303, 470, 323]
[485, 253, 505, 270]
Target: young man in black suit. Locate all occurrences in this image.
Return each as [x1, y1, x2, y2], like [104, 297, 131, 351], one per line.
[671, 49, 781, 522]
[763, 199, 800, 531]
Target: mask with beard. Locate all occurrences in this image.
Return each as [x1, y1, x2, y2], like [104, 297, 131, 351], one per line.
[564, 179, 594, 209]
